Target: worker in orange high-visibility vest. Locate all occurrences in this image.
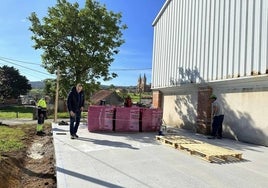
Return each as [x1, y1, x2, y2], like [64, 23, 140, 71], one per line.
[36, 96, 49, 135]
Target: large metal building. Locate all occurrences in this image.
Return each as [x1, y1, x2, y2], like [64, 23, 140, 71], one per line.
[151, 0, 268, 146]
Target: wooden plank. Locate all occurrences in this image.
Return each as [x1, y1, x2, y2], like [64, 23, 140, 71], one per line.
[156, 135, 203, 145]
[180, 143, 242, 156]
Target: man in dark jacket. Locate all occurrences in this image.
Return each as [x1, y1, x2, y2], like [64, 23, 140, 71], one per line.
[67, 83, 85, 139]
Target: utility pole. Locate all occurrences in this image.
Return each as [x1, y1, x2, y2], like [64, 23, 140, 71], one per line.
[54, 66, 60, 122]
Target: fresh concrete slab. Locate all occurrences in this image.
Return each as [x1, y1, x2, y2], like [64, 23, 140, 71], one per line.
[52, 122, 268, 188]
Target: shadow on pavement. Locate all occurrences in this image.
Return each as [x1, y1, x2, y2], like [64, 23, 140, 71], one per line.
[57, 167, 124, 188]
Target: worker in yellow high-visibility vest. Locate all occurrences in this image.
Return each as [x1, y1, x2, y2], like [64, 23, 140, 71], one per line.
[36, 96, 49, 135]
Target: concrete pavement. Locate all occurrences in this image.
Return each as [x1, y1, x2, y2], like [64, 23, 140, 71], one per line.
[52, 121, 268, 188]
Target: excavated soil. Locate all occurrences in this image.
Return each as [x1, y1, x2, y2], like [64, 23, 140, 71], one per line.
[0, 124, 56, 188]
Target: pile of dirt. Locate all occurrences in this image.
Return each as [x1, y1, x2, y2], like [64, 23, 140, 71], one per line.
[0, 124, 56, 188]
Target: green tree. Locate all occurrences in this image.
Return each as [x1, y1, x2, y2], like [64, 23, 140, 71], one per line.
[43, 79, 56, 98]
[109, 84, 115, 90]
[0, 66, 32, 99]
[28, 0, 127, 98]
[43, 78, 68, 100]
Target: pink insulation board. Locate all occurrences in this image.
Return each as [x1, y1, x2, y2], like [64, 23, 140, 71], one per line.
[115, 107, 140, 132]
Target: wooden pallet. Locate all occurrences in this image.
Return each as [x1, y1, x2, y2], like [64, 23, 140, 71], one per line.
[179, 143, 242, 163]
[156, 135, 243, 163]
[156, 135, 203, 149]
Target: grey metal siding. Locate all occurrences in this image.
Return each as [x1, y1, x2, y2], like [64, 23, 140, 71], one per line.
[152, 0, 268, 89]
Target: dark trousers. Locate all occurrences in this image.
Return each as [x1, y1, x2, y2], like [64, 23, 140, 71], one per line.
[70, 111, 81, 135]
[211, 115, 224, 137]
[37, 109, 46, 124]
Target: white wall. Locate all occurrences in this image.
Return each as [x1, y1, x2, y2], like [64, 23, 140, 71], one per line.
[163, 94, 198, 130]
[215, 87, 268, 146]
[161, 86, 198, 130]
[159, 76, 268, 146]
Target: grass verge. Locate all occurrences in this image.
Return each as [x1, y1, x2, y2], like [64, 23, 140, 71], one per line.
[0, 125, 26, 157]
[0, 106, 33, 119]
[0, 105, 79, 119]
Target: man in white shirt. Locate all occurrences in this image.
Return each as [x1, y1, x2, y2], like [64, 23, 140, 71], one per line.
[208, 94, 224, 139]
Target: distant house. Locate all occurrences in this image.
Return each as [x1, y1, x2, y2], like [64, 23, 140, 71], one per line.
[90, 90, 124, 106]
[19, 95, 36, 105]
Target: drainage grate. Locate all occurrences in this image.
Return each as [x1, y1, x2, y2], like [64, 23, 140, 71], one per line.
[55, 132, 67, 135]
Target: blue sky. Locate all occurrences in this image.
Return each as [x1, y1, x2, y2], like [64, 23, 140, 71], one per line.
[0, 0, 165, 86]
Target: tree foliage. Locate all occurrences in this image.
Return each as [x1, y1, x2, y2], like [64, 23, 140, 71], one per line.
[0, 66, 32, 99]
[43, 78, 66, 100]
[43, 79, 56, 97]
[28, 0, 127, 98]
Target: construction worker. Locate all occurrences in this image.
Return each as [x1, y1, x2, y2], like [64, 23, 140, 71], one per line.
[207, 94, 224, 139]
[36, 96, 49, 135]
[124, 95, 132, 107]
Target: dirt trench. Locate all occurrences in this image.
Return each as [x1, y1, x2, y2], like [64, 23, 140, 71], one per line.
[0, 124, 56, 188]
